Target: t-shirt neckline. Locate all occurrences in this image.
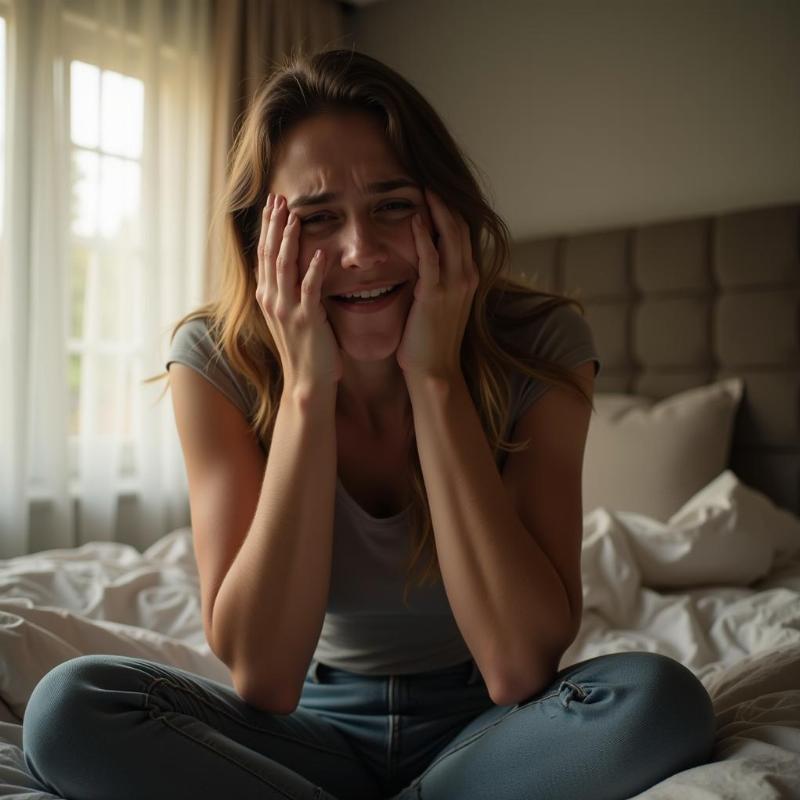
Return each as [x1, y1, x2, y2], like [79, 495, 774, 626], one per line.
[336, 476, 411, 524]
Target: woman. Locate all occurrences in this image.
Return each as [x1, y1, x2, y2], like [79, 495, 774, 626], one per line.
[22, 48, 716, 800]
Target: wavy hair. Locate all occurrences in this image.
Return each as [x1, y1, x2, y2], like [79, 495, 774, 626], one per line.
[144, 47, 594, 608]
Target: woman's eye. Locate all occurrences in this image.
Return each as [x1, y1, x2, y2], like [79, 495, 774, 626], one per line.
[301, 214, 332, 226]
[301, 202, 413, 226]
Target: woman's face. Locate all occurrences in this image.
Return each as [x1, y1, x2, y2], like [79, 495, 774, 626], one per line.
[268, 111, 435, 351]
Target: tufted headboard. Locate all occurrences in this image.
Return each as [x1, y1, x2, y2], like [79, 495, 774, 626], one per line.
[507, 201, 800, 518]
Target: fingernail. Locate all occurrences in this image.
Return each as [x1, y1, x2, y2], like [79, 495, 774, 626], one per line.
[267, 192, 273, 206]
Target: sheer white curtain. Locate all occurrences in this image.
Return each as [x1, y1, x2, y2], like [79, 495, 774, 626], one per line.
[0, 0, 212, 557]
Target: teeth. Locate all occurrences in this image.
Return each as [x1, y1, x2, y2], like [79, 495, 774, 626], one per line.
[339, 283, 399, 300]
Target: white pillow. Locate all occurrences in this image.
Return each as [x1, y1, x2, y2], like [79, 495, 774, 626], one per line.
[0, 599, 232, 721]
[617, 469, 800, 588]
[583, 377, 744, 521]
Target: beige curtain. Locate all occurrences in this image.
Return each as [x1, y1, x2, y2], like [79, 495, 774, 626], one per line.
[205, 0, 348, 301]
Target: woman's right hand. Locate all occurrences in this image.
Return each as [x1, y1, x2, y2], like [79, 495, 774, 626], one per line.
[255, 193, 343, 391]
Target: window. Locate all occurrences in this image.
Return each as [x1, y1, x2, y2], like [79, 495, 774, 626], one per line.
[67, 59, 144, 446]
[5, 1, 207, 507]
[61, 5, 164, 488]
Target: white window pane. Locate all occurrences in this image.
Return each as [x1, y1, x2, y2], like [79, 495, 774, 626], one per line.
[70, 60, 100, 149]
[122, 160, 142, 242]
[99, 155, 140, 241]
[95, 353, 122, 436]
[119, 359, 136, 442]
[69, 243, 91, 339]
[97, 248, 137, 341]
[101, 69, 143, 159]
[70, 149, 99, 238]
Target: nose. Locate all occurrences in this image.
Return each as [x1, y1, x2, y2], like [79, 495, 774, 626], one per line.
[338, 217, 389, 272]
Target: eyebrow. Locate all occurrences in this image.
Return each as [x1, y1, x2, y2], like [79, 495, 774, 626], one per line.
[288, 178, 421, 210]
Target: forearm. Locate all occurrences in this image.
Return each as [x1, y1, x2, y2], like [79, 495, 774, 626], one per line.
[407, 374, 572, 702]
[213, 383, 337, 712]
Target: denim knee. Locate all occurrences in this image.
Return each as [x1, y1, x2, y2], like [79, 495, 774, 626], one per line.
[618, 651, 717, 765]
[23, 655, 117, 789]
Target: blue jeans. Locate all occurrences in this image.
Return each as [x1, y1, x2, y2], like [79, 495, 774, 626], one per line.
[22, 650, 716, 800]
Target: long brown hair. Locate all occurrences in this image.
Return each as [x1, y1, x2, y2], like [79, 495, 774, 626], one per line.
[144, 46, 594, 608]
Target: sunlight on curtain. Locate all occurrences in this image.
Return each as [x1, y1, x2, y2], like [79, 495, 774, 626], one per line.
[0, 0, 212, 556]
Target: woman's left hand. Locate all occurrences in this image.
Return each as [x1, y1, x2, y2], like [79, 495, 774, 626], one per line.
[396, 187, 480, 383]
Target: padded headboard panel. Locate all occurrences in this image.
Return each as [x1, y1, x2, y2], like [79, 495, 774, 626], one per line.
[507, 202, 800, 517]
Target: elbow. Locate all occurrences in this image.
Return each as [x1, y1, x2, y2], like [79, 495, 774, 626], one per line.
[233, 670, 299, 715]
[487, 634, 575, 707]
[486, 588, 582, 707]
[488, 665, 559, 707]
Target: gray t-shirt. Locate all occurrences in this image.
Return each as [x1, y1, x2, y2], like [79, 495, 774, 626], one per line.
[166, 292, 601, 676]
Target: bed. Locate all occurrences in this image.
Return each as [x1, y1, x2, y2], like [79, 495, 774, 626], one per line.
[1, 200, 799, 798]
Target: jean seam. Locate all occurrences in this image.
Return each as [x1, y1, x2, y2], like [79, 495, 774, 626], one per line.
[144, 679, 298, 798]
[562, 680, 588, 699]
[145, 676, 359, 763]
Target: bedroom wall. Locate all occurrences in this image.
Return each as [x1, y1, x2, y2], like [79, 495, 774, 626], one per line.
[343, 0, 800, 240]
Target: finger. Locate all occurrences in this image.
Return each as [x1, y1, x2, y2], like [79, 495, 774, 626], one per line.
[301, 248, 324, 310]
[412, 212, 440, 286]
[257, 193, 274, 287]
[266, 194, 287, 301]
[424, 188, 462, 271]
[276, 209, 300, 302]
[454, 211, 474, 280]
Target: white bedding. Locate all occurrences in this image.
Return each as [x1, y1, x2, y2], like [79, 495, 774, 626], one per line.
[1, 469, 799, 799]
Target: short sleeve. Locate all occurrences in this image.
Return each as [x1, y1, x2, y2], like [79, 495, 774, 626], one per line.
[165, 317, 254, 421]
[511, 302, 602, 420]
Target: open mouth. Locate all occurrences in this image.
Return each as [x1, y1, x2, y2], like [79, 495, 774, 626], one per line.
[330, 281, 407, 307]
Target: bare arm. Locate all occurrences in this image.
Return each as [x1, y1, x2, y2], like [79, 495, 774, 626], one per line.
[212, 383, 337, 713]
[405, 372, 584, 706]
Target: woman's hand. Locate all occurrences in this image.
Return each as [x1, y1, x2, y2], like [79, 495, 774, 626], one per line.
[255, 193, 343, 392]
[395, 187, 480, 383]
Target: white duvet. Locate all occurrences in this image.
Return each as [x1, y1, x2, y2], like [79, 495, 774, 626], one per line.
[1, 469, 799, 799]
